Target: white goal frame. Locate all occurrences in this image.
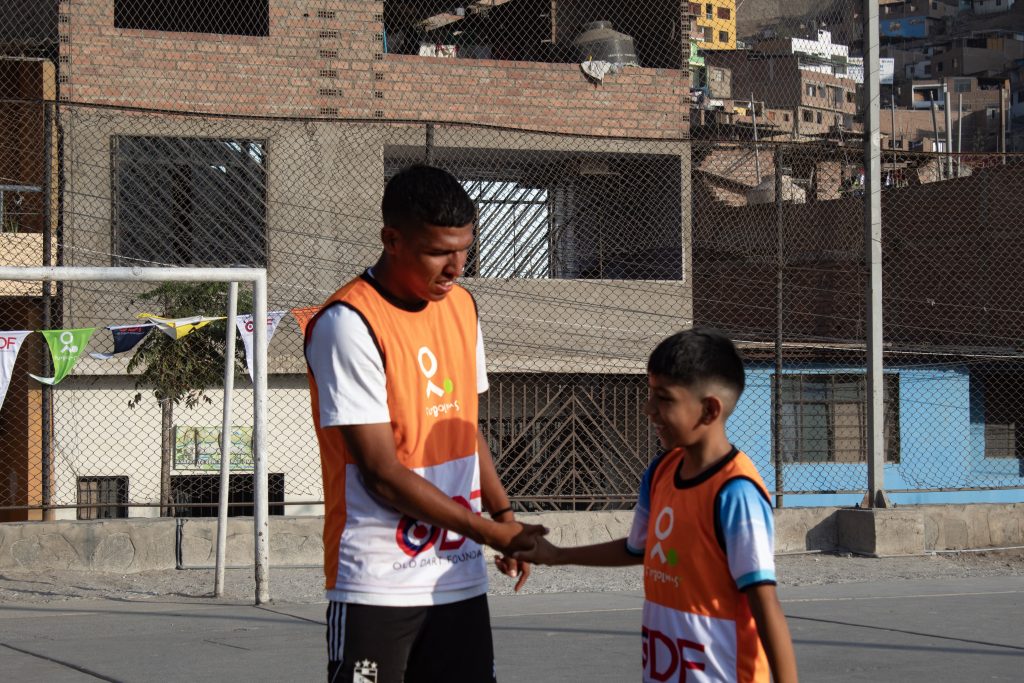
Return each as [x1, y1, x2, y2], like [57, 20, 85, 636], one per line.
[0, 266, 271, 605]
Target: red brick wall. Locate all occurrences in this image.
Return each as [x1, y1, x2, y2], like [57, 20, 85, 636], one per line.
[62, 1, 382, 117]
[379, 55, 689, 139]
[62, 0, 689, 138]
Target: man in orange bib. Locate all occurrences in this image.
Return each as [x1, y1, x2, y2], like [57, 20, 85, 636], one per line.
[516, 328, 798, 682]
[305, 165, 543, 682]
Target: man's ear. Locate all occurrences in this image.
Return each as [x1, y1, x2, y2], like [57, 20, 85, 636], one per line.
[381, 225, 401, 254]
[701, 395, 724, 424]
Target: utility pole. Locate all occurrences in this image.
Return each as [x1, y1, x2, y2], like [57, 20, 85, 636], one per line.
[863, 0, 890, 508]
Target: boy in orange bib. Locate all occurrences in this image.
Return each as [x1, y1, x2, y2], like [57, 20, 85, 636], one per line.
[517, 328, 798, 682]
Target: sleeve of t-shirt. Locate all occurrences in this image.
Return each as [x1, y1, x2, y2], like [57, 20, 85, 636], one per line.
[626, 454, 665, 556]
[477, 319, 489, 394]
[305, 304, 390, 427]
[717, 478, 776, 590]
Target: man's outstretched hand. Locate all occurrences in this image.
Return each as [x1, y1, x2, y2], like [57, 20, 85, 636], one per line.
[484, 521, 547, 591]
[494, 554, 531, 592]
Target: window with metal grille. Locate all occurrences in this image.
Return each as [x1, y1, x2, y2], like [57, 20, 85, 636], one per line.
[480, 373, 657, 510]
[112, 136, 267, 267]
[77, 476, 129, 520]
[384, 152, 683, 281]
[718, 30, 729, 43]
[170, 473, 285, 517]
[773, 373, 900, 464]
[114, 0, 269, 36]
[976, 371, 1021, 459]
[463, 179, 550, 278]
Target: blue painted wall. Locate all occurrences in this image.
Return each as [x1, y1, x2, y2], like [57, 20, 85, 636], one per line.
[727, 364, 1024, 507]
[881, 16, 929, 39]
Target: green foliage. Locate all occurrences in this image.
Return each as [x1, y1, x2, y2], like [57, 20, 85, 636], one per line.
[127, 281, 253, 409]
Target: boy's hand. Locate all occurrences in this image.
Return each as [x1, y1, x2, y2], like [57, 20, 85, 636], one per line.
[483, 520, 548, 556]
[512, 536, 563, 566]
[494, 555, 531, 591]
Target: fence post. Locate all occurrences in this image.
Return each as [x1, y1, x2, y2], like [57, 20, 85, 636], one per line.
[425, 123, 435, 166]
[773, 148, 785, 508]
[863, 0, 891, 508]
[252, 272, 270, 604]
[41, 100, 54, 520]
[215, 281, 238, 598]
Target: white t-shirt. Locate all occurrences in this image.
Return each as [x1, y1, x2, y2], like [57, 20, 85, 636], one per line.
[306, 304, 489, 427]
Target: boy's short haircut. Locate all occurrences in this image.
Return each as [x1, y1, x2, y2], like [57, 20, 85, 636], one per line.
[382, 164, 477, 233]
[647, 327, 746, 399]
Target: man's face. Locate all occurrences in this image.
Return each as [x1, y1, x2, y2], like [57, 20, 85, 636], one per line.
[382, 221, 475, 303]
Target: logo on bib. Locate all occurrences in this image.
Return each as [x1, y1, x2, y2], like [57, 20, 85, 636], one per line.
[418, 345, 460, 417]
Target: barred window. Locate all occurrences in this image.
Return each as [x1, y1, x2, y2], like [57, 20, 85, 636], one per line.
[112, 136, 267, 267]
[171, 473, 285, 517]
[385, 152, 684, 281]
[114, 0, 269, 37]
[77, 476, 128, 520]
[774, 374, 900, 464]
[975, 371, 1022, 460]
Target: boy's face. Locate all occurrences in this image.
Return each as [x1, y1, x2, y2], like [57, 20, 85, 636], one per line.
[645, 373, 708, 450]
[382, 221, 474, 302]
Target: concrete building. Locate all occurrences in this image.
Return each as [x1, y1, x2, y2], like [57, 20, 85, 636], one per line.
[44, 0, 693, 518]
[972, 0, 1016, 15]
[885, 76, 1008, 151]
[689, 0, 737, 51]
[930, 37, 1024, 77]
[0, 9, 59, 522]
[706, 51, 858, 138]
[752, 29, 852, 77]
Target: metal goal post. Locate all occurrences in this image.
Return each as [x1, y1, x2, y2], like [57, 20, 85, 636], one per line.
[0, 266, 271, 605]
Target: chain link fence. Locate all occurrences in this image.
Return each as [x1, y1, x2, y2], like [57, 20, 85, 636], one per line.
[1, 0, 1022, 520]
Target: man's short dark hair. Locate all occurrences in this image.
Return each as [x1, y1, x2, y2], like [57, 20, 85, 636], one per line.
[382, 165, 477, 233]
[647, 327, 745, 398]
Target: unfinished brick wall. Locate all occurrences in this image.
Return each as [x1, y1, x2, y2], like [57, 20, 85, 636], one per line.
[61, 0, 689, 138]
[379, 55, 689, 139]
[61, 0, 382, 117]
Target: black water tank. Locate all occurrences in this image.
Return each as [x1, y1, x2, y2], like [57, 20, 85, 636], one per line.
[572, 21, 639, 65]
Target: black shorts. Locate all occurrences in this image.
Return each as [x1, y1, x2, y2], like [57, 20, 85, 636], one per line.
[326, 594, 496, 683]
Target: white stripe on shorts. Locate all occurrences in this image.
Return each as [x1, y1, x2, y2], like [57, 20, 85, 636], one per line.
[327, 601, 346, 663]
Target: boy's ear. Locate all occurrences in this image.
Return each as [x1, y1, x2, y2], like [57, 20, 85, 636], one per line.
[701, 395, 724, 424]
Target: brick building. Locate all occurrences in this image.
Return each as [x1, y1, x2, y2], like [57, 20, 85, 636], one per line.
[45, 0, 694, 517]
[705, 51, 858, 137]
[888, 76, 1009, 151]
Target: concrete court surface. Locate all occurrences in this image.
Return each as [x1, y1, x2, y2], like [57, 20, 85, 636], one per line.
[0, 576, 1021, 682]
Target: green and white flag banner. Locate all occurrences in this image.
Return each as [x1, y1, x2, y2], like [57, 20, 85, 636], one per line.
[29, 328, 95, 386]
[0, 331, 32, 412]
